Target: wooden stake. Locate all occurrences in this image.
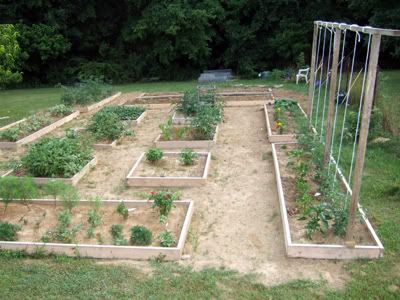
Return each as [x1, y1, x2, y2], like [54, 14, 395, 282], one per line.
[345, 34, 381, 246]
[324, 28, 342, 163]
[307, 23, 319, 118]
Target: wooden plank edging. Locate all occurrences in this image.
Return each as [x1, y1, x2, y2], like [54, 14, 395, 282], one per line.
[0, 111, 80, 150]
[271, 143, 383, 259]
[0, 199, 193, 260]
[126, 151, 211, 187]
[77, 92, 122, 113]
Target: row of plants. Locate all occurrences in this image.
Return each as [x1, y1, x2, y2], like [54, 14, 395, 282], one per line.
[0, 177, 179, 248]
[272, 99, 302, 134]
[0, 105, 74, 142]
[10, 136, 93, 178]
[61, 78, 113, 106]
[145, 147, 198, 166]
[283, 114, 351, 239]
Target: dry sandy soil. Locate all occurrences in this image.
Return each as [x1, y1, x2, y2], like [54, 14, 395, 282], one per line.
[0, 89, 349, 287]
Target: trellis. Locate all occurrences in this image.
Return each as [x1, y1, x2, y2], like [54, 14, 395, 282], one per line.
[307, 21, 400, 246]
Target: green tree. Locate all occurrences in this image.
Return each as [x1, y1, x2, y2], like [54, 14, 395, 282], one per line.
[0, 24, 22, 87]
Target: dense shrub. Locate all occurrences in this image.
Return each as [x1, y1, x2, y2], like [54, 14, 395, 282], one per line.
[145, 148, 163, 163]
[130, 225, 152, 246]
[88, 110, 125, 142]
[101, 106, 145, 121]
[0, 223, 21, 241]
[21, 137, 93, 178]
[61, 78, 113, 106]
[0, 176, 37, 211]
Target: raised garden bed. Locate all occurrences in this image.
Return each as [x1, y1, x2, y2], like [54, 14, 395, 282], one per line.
[272, 143, 384, 259]
[0, 199, 193, 260]
[76, 92, 122, 113]
[0, 111, 80, 151]
[264, 101, 309, 143]
[154, 125, 218, 150]
[2, 157, 97, 186]
[128, 92, 183, 105]
[126, 152, 211, 187]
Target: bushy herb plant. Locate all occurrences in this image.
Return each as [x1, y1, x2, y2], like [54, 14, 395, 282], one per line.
[130, 225, 152, 246]
[179, 148, 198, 165]
[145, 148, 163, 163]
[0, 222, 21, 241]
[110, 224, 128, 245]
[116, 202, 129, 220]
[158, 230, 175, 247]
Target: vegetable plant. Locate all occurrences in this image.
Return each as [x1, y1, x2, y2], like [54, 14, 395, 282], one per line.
[61, 78, 113, 106]
[110, 224, 128, 246]
[0, 222, 21, 241]
[116, 202, 129, 220]
[0, 176, 37, 212]
[158, 230, 175, 247]
[179, 148, 198, 165]
[21, 137, 93, 178]
[190, 104, 222, 140]
[159, 117, 173, 140]
[101, 106, 145, 121]
[88, 110, 126, 142]
[42, 210, 82, 244]
[145, 148, 163, 163]
[60, 185, 80, 212]
[48, 104, 74, 117]
[130, 225, 152, 246]
[42, 179, 69, 207]
[86, 196, 102, 238]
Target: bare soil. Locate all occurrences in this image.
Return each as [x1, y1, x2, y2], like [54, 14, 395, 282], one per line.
[275, 144, 375, 245]
[1, 88, 350, 288]
[0, 202, 186, 247]
[132, 154, 207, 178]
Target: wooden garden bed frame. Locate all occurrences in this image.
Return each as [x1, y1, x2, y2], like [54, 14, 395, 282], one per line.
[154, 125, 218, 150]
[1, 157, 97, 186]
[76, 92, 122, 113]
[126, 151, 211, 187]
[264, 102, 309, 143]
[92, 110, 147, 150]
[271, 143, 384, 259]
[0, 199, 193, 261]
[0, 111, 80, 150]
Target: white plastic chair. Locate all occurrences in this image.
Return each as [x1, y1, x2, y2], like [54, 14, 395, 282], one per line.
[296, 67, 310, 84]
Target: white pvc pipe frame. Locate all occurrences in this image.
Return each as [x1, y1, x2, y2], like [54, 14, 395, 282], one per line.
[314, 21, 400, 37]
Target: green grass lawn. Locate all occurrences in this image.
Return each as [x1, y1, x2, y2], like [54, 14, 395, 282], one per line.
[0, 78, 305, 127]
[0, 73, 399, 299]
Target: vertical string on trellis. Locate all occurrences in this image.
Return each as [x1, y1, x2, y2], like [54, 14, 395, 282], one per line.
[320, 26, 334, 141]
[328, 29, 347, 171]
[307, 23, 322, 120]
[348, 34, 372, 187]
[314, 25, 327, 129]
[334, 32, 360, 183]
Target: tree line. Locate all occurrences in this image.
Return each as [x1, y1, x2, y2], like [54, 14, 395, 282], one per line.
[1, 0, 399, 86]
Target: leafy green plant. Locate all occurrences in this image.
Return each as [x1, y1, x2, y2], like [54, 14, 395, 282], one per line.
[21, 137, 93, 178]
[0, 223, 21, 241]
[101, 106, 145, 120]
[190, 104, 221, 140]
[110, 224, 128, 246]
[116, 202, 129, 220]
[176, 127, 187, 139]
[130, 225, 152, 246]
[159, 117, 173, 140]
[158, 230, 175, 247]
[179, 148, 198, 165]
[0, 127, 19, 142]
[145, 148, 163, 163]
[58, 210, 72, 228]
[60, 185, 80, 212]
[48, 104, 74, 117]
[88, 110, 125, 142]
[304, 203, 333, 239]
[149, 191, 177, 221]
[61, 78, 113, 106]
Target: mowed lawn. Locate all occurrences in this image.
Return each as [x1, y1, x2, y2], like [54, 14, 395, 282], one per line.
[0, 73, 399, 299]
